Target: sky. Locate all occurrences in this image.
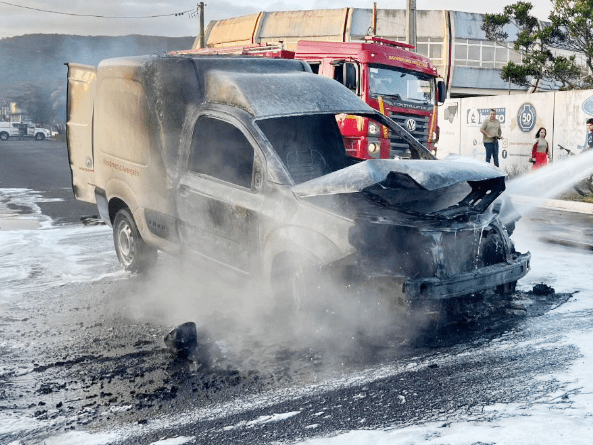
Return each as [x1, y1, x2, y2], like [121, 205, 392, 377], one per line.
[0, 0, 554, 39]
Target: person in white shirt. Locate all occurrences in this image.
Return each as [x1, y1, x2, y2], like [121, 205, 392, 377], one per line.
[480, 109, 502, 167]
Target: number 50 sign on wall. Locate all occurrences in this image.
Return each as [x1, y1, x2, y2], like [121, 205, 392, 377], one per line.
[517, 103, 537, 132]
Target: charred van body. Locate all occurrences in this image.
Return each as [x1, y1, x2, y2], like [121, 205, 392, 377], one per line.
[294, 159, 528, 303]
[66, 54, 530, 318]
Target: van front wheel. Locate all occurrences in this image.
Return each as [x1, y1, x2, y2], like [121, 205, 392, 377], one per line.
[271, 253, 321, 314]
[0, 132, 8, 141]
[113, 209, 157, 273]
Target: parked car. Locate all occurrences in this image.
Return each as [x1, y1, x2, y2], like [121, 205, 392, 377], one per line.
[66, 54, 530, 320]
[0, 122, 51, 141]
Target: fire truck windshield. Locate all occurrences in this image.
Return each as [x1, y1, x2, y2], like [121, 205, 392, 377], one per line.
[369, 65, 435, 106]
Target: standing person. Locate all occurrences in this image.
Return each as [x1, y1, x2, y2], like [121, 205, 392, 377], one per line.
[18, 123, 26, 140]
[480, 109, 502, 167]
[585, 117, 593, 151]
[531, 127, 549, 170]
[574, 118, 593, 195]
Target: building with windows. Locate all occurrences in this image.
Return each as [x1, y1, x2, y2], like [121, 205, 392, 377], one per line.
[0, 101, 25, 122]
[201, 8, 584, 97]
[368, 9, 528, 96]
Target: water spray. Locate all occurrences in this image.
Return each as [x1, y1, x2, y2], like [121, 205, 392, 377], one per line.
[503, 149, 593, 222]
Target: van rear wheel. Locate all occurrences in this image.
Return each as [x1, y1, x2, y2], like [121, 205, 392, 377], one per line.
[0, 132, 8, 141]
[113, 208, 157, 272]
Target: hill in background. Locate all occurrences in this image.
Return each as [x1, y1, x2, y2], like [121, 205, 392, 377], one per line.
[0, 34, 195, 128]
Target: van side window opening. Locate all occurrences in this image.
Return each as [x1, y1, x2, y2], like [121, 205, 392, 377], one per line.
[257, 114, 356, 184]
[141, 58, 202, 170]
[189, 117, 254, 189]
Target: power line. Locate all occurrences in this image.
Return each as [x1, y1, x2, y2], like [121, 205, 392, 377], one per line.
[0, 1, 196, 19]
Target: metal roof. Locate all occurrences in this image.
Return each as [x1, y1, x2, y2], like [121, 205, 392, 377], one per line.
[204, 70, 374, 118]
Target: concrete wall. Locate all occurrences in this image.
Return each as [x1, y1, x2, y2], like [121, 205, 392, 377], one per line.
[437, 89, 593, 175]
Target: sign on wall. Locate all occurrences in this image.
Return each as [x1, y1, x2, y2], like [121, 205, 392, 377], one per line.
[553, 90, 593, 159]
[455, 93, 554, 174]
[438, 89, 593, 175]
[466, 108, 506, 126]
[582, 95, 593, 116]
[517, 103, 537, 132]
[436, 100, 461, 158]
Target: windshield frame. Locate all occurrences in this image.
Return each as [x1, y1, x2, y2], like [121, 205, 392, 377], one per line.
[368, 63, 436, 107]
[254, 111, 435, 185]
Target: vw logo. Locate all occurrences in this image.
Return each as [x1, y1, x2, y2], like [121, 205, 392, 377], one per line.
[405, 118, 417, 132]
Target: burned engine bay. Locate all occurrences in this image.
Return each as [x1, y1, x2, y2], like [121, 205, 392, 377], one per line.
[292, 156, 531, 307]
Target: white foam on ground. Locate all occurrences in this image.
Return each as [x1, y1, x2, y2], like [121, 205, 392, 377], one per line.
[31, 226, 593, 444]
[0, 223, 123, 303]
[2, 189, 592, 444]
[296, 222, 593, 445]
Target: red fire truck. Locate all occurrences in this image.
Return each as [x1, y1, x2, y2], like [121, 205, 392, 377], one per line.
[173, 36, 446, 159]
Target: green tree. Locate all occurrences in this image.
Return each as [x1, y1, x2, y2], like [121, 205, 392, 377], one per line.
[549, 0, 593, 82]
[482, 1, 591, 90]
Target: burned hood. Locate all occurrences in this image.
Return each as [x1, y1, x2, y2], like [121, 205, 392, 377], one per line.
[292, 156, 506, 197]
[205, 70, 374, 118]
[293, 156, 508, 219]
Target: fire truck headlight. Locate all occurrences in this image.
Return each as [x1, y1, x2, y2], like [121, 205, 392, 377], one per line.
[368, 122, 380, 136]
[432, 131, 438, 141]
[368, 143, 380, 157]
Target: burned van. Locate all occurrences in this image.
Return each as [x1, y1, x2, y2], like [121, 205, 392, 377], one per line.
[66, 54, 529, 313]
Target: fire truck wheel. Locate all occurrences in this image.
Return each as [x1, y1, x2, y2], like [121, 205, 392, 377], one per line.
[113, 208, 157, 273]
[35, 133, 45, 141]
[0, 132, 9, 141]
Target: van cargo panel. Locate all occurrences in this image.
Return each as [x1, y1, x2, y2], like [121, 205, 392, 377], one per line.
[66, 63, 97, 204]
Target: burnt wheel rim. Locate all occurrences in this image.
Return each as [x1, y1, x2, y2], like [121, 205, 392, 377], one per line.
[116, 220, 136, 267]
[288, 263, 307, 311]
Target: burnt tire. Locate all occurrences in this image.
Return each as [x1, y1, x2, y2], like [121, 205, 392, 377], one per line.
[0, 132, 8, 141]
[113, 208, 157, 273]
[271, 253, 321, 316]
[496, 280, 517, 297]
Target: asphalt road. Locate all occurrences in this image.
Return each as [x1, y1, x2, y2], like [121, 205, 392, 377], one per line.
[0, 138, 97, 224]
[1, 139, 593, 444]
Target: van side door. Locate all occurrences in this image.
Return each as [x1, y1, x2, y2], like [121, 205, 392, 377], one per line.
[66, 63, 97, 204]
[176, 114, 264, 276]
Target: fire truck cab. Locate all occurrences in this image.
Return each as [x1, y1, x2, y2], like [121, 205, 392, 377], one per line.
[294, 37, 446, 159]
[174, 37, 446, 160]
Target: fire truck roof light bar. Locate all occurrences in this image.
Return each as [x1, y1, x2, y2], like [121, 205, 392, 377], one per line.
[364, 36, 415, 50]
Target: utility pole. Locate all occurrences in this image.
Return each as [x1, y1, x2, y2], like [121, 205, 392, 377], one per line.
[371, 2, 377, 36]
[406, 0, 417, 50]
[198, 2, 205, 48]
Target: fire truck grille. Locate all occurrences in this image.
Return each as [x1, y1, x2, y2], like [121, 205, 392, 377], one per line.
[388, 113, 429, 158]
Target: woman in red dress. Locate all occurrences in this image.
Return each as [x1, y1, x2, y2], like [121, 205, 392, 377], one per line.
[531, 127, 549, 170]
